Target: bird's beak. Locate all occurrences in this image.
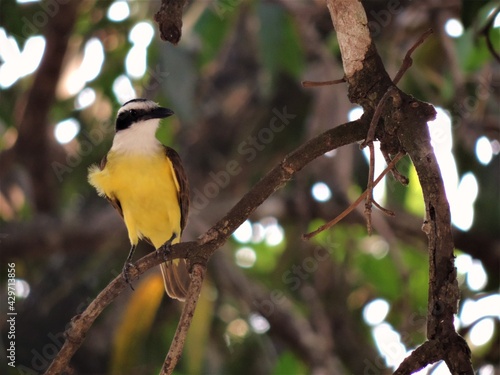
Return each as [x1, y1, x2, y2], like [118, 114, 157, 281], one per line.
[153, 107, 174, 119]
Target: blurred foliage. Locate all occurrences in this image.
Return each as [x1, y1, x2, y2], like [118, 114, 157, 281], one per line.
[1, 0, 499, 374]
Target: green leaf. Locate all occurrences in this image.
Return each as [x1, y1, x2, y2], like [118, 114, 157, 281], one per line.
[272, 351, 307, 375]
[155, 119, 175, 147]
[194, 6, 234, 67]
[401, 245, 428, 309]
[455, 27, 499, 73]
[354, 250, 401, 300]
[257, 3, 304, 79]
[404, 165, 425, 217]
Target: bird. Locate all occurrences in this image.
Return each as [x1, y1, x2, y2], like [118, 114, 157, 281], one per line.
[88, 98, 190, 301]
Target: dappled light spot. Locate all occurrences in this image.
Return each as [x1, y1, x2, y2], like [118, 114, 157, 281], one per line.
[362, 141, 386, 204]
[311, 182, 332, 202]
[360, 235, 389, 259]
[251, 222, 265, 243]
[126, 22, 154, 79]
[63, 38, 104, 96]
[372, 323, 406, 368]
[478, 364, 495, 375]
[15, 279, 31, 299]
[469, 318, 495, 347]
[75, 87, 96, 109]
[249, 313, 270, 334]
[226, 318, 249, 338]
[233, 219, 252, 243]
[453, 172, 478, 231]
[493, 10, 500, 28]
[235, 247, 256, 268]
[467, 260, 487, 291]
[444, 18, 464, 38]
[113, 75, 136, 103]
[475, 136, 493, 165]
[107, 0, 130, 22]
[363, 298, 390, 326]
[0, 30, 45, 88]
[348, 106, 363, 121]
[54, 118, 80, 144]
[455, 253, 473, 274]
[460, 295, 500, 326]
[264, 221, 284, 246]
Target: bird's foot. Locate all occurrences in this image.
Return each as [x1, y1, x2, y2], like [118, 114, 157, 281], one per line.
[157, 233, 177, 261]
[122, 262, 139, 291]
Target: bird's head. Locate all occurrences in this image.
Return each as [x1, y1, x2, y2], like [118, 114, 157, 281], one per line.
[115, 99, 174, 132]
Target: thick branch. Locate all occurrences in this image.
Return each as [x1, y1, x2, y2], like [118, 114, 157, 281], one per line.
[325, 0, 392, 109]
[325, 1, 473, 373]
[326, 0, 371, 78]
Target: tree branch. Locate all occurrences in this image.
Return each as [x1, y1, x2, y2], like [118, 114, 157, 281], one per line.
[160, 264, 206, 375]
[44, 119, 369, 374]
[325, 0, 473, 373]
[154, 0, 187, 45]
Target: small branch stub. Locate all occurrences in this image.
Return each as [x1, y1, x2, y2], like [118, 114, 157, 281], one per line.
[154, 0, 187, 44]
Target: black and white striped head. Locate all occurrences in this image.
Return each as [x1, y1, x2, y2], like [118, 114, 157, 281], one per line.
[111, 99, 174, 154]
[115, 99, 174, 132]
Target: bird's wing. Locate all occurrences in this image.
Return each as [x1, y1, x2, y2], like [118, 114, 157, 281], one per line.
[165, 147, 190, 233]
[98, 154, 124, 218]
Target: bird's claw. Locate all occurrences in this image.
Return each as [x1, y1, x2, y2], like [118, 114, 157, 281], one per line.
[157, 233, 177, 261]
[122, 262, 139, 290]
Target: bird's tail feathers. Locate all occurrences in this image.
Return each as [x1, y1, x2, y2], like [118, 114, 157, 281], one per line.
[160, 259, 190, 301]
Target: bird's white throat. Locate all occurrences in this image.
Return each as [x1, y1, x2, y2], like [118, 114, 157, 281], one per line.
[111, 119, 163, 155]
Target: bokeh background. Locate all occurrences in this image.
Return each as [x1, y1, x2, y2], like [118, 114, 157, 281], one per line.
[1, 0, 499, 374]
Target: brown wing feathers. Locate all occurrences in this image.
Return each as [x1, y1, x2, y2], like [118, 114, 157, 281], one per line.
[164, 146, 190, 233]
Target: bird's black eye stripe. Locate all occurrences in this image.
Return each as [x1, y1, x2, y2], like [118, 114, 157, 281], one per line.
[115, 105, 173, 132]
[116, 109, 145, 131]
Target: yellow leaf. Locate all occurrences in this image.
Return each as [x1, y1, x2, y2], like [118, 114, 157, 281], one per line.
[183, 281, 215, 375]
[110, 272, 165, 375]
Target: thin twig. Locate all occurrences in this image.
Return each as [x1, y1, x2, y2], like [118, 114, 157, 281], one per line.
[301, 78, 345, 87]
[361, 85, 399, 148]
[482, 21, 500, 63]
[160, 264, 206, 375]
[382, 149, 409, 185]
[372, 199, 395, 216]
[393, 28, 433, 85]
[303, 152, 405, 240]
[473, 6, 500, 63]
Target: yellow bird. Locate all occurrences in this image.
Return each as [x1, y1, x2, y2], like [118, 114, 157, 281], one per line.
[88, 99, 190, 301]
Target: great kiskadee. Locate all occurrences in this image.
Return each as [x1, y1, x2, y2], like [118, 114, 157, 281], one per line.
[88, 98, 190, 301]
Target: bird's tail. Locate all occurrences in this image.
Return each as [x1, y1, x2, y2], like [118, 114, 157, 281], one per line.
[160, 259, 190, 301]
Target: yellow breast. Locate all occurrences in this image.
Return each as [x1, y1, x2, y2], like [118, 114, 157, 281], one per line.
[88, 152, 181, 248]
